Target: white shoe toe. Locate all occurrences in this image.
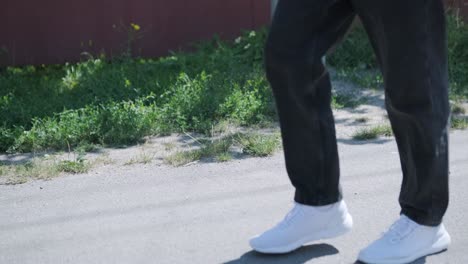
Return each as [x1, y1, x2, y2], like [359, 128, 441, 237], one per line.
[357, 215, 450, 264]
[249, 200, 352, 254]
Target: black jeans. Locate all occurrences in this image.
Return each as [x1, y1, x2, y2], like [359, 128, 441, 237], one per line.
[266, 0, 450, 226]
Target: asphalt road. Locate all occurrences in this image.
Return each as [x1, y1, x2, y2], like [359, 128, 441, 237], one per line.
[1, 131, 467, 264]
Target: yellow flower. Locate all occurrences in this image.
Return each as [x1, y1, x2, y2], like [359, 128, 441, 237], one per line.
[130, 23, 141, 31]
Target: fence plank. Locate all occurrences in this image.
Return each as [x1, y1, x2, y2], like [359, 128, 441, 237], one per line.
[0, 0, 270, 66]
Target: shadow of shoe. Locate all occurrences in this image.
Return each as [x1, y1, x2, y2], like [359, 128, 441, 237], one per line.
[353, 248, 451, 264]
[223, 243, 339, 264]
[354, 256, 427, 264]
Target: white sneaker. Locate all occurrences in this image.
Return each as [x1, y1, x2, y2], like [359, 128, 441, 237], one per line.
[358, 215, 451, 264]
[249, 200, 353, 254]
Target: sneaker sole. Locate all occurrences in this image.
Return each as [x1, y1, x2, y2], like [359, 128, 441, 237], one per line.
[358, 226, 451, 264]
[252, 212, 353, 254]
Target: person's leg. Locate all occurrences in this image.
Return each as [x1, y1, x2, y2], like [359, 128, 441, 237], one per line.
[354, 0, 449, 228]
[266, 0, 355, 206]
[249, 0, 356, 254]
[352, 0, 451, 262]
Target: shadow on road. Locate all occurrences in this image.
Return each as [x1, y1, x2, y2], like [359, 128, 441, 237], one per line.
[353, 248, 450, 263]
[354, 256, 427, 264]
[337, 138, 393, 145]
[223, 243, 338, 264]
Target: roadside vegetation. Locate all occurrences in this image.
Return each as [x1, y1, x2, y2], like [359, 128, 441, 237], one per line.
[329, 15, 468, 100]
[165, 132, 281, 166]
[1, 14, 467, 156]
[352, 124, 393, 141]
[0, 152, 91, 185]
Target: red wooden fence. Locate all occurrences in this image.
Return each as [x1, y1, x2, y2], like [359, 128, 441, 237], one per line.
[445, 0, 468, 18]
[0, 0, 270, 66]
[1, 0, 466, 67]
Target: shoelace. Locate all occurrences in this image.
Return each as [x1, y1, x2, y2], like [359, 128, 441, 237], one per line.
[277, 203, 303, 229]
[384, 215, 418, 243]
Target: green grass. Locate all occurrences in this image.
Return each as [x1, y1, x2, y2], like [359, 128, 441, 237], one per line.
[165, 150, 203, 166]
[164, 136, 233, 166]
[332, 92, 367, 109]
[124, 151, 154, 165]
[328, 23, 377, 70]
[164, 132, 281, 166]
[56, 160, 90, 174]
[334, 69, 384, 90]
[216, 152, 233, 162]
[236, 133, 281, 157]
[0, 153, 92, 185]
[451, 116, 468, 130]
[0, 29, 280, 153]
[447, 15, 468, 99]
[451, 103, 466, 115]
[55, 151, 90, 174]
[450, 101, 467, 130]
[329, 15, 468, 99]
[0, 159, 59, 185]
[1, 15, 467, 154]
[352, 124, 393, 140]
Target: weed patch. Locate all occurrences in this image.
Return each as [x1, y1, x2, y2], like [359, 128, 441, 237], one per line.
[165, 136, 233, 166]
[165, 150, 203, 167]
[56, 160, 90, 174]
[124, 151, 154, 165]
[451, 116, 468, 130]
[332, 92, 367, 109]
[0, 158, 60, 185]
[164, 132, 281, 166]
[352, 124, 393, 140]
[216, 152, 233, 162]
[451, 103, 466, 115]
[236, 133, 281, 157]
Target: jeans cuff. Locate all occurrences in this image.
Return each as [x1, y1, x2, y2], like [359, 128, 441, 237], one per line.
[401, 208, 442, 227]
[294, 190, 342, 206]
